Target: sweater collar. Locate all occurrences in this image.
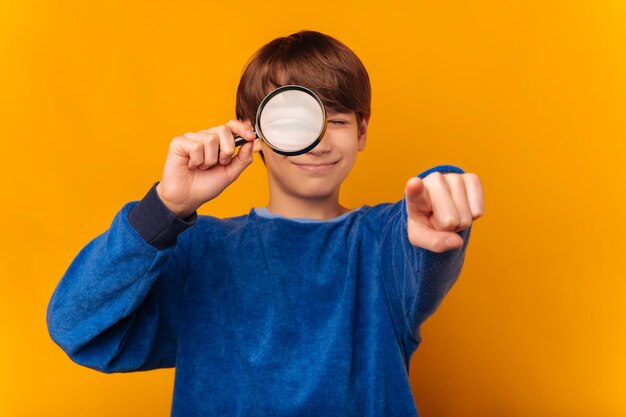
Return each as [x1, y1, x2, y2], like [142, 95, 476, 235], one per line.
[252, 207, 362, 223]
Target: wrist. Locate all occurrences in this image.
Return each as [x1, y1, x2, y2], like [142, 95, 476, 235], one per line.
[156, 183, 197, 219]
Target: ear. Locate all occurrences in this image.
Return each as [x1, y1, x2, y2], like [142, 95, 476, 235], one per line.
[357, 117, 369, 151]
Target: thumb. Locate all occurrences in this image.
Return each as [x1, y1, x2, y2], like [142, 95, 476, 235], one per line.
[224, 141, 254, 181]
[407, 216, 464, 252]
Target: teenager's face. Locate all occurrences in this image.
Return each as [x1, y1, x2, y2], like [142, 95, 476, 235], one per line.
[260, 110, 368, 201]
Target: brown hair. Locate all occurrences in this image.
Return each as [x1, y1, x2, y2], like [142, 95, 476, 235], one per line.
[235, 30, 371, 132]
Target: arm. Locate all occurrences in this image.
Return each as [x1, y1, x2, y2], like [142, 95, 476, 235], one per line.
[379, 165, 483, 352]
[47, 120, 256, 373]
[46, 182, 196, 373]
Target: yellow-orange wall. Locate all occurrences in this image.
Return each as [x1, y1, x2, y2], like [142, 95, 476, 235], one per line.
[1, 1, 625, 416]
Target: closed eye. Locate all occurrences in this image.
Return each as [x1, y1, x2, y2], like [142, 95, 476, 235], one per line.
[328, 119, 349, 126]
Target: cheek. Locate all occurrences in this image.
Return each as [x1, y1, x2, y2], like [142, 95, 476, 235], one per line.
[264, 154, 296, 182]
[262, 149, 286, 168]
[338, 138, 360, 161]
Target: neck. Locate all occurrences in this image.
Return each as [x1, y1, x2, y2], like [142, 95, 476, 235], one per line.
[266, 188, 349, 220]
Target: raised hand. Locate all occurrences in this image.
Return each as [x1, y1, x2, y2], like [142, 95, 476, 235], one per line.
[156, 120, 257, 218]
[405, 172, 484, 253]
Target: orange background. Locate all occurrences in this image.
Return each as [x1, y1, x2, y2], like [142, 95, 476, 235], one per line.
[1, 1, 625, 416]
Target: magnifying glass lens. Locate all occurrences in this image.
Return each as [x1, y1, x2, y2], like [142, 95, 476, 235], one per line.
[256, 86, 326, 155]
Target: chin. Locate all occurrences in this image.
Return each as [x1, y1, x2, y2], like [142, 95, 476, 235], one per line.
[290, 183, 339, 200]
[295, 188, 336, 201]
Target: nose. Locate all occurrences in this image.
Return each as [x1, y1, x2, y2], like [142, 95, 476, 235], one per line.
[307, 131, 331, 155]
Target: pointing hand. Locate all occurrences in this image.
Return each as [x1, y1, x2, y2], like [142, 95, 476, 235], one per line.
[404, 172, 484, 253]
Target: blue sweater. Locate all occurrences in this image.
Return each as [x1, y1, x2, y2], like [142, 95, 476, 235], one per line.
[47, 164, 471, 416]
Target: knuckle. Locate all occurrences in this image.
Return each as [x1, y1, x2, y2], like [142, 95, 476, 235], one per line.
[464, 172, 479, 182]
[459, 217, 473, 229]
[446, 173, 463, 184]
[423, 171, 441, 185]
[473, 208, 484, 219]
[439, 216, 459, 230]
[197, 132, 213, 144]
[207, 155, 219, 166]
[200, 156, 215, 168]
[204, 133, 218, 145]
[170, 136, 186, 149]
[465, 172, 482, 187]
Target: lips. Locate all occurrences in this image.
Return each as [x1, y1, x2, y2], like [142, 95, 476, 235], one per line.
[294, 162, 337, 167]
[292, 160, 339, 172]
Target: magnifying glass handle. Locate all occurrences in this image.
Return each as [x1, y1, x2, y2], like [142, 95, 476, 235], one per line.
[233, 135, 255, 147]
[217, 134, 259, 158]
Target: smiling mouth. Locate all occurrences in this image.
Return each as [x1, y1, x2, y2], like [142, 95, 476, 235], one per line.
[292, 161, 339, 171]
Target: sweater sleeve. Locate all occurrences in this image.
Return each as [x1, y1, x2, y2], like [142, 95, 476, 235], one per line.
[379, 165, 472, 354]
[46, 182, 197, 373]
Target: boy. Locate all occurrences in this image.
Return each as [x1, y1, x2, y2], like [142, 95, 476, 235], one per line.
[47, 30, 484, 416]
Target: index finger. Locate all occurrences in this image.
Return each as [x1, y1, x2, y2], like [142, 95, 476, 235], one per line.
[226, 119, 256, 141]
[405, 177, 431, 215]
[199, 120, 256, 141]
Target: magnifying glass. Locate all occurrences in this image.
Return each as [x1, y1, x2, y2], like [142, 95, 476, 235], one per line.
[233, 85, 327, 156]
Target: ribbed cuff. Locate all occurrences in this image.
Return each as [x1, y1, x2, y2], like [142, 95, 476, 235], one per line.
[128, 182, 197, 249]
[417, 164, 465, 179]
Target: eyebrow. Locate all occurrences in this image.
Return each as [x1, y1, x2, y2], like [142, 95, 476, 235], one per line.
[326, 110, 352, 117]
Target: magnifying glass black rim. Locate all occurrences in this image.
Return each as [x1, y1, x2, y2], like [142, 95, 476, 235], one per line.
[255, 84, 327, 156]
